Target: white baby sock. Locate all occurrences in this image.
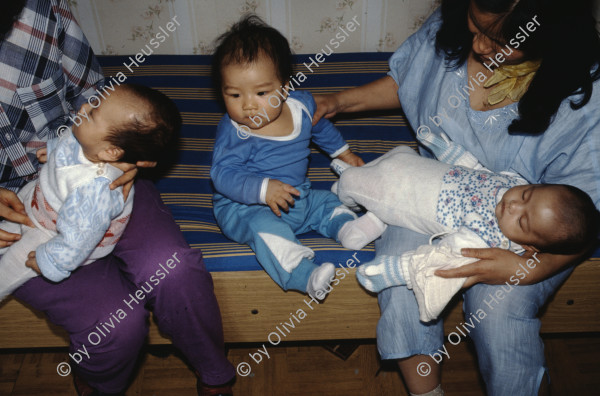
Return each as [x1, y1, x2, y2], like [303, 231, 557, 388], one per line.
[331, 180, 362, 212]
[337, 211, 387, 250]
[306, 262, 335, 300]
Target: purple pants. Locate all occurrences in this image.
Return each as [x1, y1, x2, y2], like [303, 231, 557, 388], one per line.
[13, 179, 235, 393]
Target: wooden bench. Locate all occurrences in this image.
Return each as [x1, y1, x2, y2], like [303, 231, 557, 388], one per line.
[1, 258, 598, 349]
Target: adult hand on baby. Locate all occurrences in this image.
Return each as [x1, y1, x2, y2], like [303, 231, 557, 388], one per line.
[312, 93, 343, 126]
[266, 179, 300, 217]
[435, 247, 541, 288]
[109, 161, 157, 201]
[25, 251, 41, 274]
[337, 149, 365, 166]
[0, 188, 34, 247]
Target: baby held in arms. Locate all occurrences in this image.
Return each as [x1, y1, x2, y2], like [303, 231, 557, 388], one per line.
[0, 84, 180, 300]
[210, 15, 386, 300]
[333, 146, 599, 321]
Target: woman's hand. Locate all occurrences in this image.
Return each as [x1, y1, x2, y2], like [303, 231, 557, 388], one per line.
[313, 94, 344, 125]
[0, 188, 34, 247]
[313, 76, 401, 126]
[109, 161, 157, 201]
[435, 248, 522, 287]
[337, 149, 365, 166]
[434, 247, 571, 288]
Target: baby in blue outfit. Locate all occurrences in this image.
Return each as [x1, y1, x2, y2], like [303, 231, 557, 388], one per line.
[210, 16, 386, 299]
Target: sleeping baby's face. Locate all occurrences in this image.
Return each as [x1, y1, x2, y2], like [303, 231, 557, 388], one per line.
[495, 184, 563, 251]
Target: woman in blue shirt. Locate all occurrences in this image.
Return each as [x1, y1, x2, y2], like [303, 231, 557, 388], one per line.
[314, 0, 600, 395]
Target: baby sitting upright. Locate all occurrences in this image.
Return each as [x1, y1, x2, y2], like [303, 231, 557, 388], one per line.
[210, 16, 386, 299]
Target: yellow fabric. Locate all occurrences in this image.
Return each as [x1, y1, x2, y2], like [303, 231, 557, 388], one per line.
[484, 60, 541, 105]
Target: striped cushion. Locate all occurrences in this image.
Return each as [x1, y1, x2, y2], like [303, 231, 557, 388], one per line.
[97, 53, 414, 271]
[97, 53, 599, 270]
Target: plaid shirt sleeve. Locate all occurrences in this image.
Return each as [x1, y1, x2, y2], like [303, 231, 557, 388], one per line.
[0, 0, 103, 191]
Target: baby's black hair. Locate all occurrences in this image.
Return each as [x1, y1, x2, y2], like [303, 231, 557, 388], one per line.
[211, 14, 293, 93]
[536, 185, 600, 255]
[104, 84, 181, 164]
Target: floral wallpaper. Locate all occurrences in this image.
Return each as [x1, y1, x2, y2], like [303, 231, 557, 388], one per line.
[68, 0, 441, 55]
[69, 0, 600, 56]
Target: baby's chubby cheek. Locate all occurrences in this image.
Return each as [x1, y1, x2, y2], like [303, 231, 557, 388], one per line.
[497, 219, 516, 241]
[248, 108, 274, 128]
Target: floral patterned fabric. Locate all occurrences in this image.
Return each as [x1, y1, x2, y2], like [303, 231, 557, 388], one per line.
[67, 0, 444, 55]
[437, 166, 523, 250]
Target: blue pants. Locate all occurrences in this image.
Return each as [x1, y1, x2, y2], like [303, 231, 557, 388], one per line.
[375, 225, 574, 396]
[213, 183, 355, 292]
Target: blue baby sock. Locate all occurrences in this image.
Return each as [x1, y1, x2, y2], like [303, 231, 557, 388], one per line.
[356, 255, 409, 293]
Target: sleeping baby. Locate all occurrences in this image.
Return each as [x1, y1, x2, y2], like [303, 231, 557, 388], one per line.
[333, 146, 599, 321]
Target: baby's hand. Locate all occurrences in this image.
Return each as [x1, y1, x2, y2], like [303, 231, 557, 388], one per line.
[25, 251, 41, 274]
[266, 179, 300, 216]
[36, 148, 48, 164]
[337, 149, 365, 167]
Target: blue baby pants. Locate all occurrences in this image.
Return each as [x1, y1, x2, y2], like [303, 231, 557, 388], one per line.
[213, 182, 355, 292]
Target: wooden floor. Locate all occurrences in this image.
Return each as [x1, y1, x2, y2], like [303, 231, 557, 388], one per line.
[0, 334, 598, 395]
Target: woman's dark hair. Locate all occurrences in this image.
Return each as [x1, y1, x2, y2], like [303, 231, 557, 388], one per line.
[105, 84, 181, 164]
[436, 0, 600, 135]
[0, 0, 27, 41]
[211, 14, 293, 93]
